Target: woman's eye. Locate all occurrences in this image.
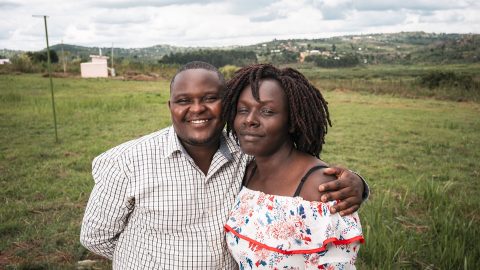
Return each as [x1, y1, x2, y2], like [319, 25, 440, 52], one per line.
[236, 108, 248, 114]
[261, 109, 274, 115]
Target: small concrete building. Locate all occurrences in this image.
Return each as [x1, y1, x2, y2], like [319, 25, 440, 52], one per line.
[81, 55, 109, 78]
[0, 59, 10, 65]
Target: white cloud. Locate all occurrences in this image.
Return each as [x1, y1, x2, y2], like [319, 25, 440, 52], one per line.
[352, 0, 470, 11]
[0, 1, 20, 8]
[346, 10, 408, 28]
[93, 8, 153, 25]
[88, 0, 218, 9]
[0, 0, 479, 50]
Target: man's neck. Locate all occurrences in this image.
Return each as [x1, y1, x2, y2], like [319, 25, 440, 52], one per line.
[182, 139, 221, 175]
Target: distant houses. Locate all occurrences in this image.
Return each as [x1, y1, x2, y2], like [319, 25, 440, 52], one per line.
[299, 50, 332, 63]
[80, 55, 110, 78]
[0, 59, 11, 65]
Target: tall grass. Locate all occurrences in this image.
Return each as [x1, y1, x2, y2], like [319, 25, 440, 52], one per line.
[1, 72, 479, 269]
[300, 64, 480, 102]
[322, 91, 480, 269]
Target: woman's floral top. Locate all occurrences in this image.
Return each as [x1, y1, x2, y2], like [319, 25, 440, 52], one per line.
[225, 187, 364, 270]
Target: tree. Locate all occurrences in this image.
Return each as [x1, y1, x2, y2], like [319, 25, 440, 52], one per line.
[26, 50, 59, 63]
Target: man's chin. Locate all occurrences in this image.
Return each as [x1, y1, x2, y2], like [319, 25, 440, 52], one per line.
[180, 135, 220, 147]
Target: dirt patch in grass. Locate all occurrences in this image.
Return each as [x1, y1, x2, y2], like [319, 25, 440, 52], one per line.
[0, 240, 41, 268]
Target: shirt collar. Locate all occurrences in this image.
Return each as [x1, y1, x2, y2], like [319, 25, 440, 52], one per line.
[163, 126, 240, 161]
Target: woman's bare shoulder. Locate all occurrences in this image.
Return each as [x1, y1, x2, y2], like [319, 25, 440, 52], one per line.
[298, 160, 335, 202]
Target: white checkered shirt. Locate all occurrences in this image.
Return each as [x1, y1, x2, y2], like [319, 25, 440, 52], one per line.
[80, 126, 249, 269]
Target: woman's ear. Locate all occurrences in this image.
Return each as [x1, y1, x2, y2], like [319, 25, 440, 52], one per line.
[289, 124, 295, 134]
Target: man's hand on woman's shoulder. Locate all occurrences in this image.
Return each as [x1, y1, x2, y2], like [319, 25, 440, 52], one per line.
[319, 167, 365, 216]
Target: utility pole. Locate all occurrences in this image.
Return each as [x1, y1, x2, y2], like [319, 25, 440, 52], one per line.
[61, 39, 66, 74]
[33, 15, 58, 143]
[111, 43, 115, 77]
[111, 43, 114, 70]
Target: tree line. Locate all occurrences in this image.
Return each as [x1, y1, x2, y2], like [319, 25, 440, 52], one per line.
[159, 50, 257, 67]
[304, 54, 360, 68]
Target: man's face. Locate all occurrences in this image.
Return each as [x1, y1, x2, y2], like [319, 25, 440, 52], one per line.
[169, 69, 225, 148]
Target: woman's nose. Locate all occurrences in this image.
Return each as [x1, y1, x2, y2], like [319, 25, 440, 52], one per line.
[244, 112, 259, 127]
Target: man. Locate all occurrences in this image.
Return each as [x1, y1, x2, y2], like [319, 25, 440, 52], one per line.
[80, 61, 368, 269]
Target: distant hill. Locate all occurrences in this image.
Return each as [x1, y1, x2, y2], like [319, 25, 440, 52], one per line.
[242, 32, 480, 65]
[3, 32, 479, 65]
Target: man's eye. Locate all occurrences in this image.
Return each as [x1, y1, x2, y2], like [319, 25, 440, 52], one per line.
[204, 96, 218, 102]
[176, 99, 190, 104]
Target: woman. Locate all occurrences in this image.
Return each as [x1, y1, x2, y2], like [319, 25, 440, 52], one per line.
[223, 64, 364, 269]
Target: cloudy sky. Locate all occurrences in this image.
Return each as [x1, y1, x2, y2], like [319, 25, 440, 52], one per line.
[1, 0, 479, 51]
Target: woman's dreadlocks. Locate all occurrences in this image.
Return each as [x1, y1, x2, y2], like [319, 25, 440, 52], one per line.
[222, 64, 331, 157]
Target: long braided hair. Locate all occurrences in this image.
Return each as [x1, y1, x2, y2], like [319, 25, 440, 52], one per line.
[222, 64, 331, 157]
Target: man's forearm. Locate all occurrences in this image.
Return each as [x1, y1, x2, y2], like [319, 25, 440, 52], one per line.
[80, 154, 133, 259]
[349, 170, 369, 201]
[80, 223, 117, 259]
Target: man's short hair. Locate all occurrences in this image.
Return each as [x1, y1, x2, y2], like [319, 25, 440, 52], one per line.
[170, 61, 225, 92]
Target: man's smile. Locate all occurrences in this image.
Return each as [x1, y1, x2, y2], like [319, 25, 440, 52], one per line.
[187, 119, 211, 124]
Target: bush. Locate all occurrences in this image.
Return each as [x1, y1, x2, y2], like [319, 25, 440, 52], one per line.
[9, 54, 37, 73]
[419, 71, 474, 90]
[219, 65, 240, 80]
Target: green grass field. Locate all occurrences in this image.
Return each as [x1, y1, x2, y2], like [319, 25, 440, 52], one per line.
[1, 71, 479, 269]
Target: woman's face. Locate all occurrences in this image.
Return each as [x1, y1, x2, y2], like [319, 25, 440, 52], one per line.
[233, 79, 292, 157]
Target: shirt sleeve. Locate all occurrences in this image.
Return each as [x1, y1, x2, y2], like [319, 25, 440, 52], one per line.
[80, 153, 134, 259]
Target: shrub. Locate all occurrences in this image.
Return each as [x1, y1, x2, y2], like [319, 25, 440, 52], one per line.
[219, 65, 240, 80]
[9, 54, 37, 73]
[419, 71, 474, 90]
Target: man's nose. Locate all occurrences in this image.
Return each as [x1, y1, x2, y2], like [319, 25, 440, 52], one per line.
[189, 101, 206, 113]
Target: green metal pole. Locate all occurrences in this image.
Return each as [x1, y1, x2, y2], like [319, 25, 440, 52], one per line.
[43, 16, 59, 143]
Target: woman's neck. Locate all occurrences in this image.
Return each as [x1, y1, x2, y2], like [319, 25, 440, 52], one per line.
[253, 144, 297, 177]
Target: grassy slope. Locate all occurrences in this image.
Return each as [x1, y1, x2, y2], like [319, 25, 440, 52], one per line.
[0, 73, 479, 269]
